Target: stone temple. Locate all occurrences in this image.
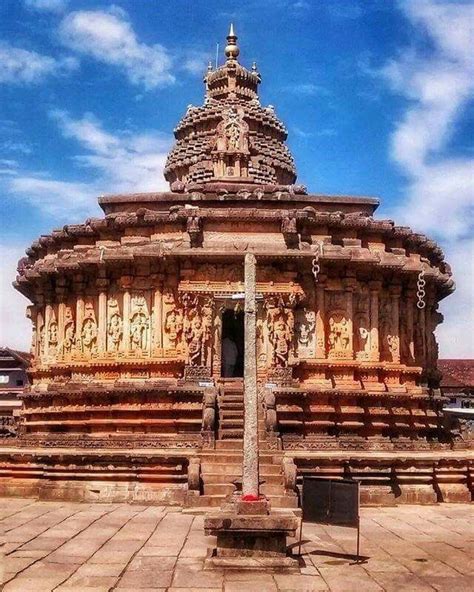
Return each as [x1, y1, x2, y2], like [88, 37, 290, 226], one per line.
[2, 28, 472, 507]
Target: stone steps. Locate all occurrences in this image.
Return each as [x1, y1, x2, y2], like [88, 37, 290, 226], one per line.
[201, 462, 282, 475]
[201, 472, 284, 485]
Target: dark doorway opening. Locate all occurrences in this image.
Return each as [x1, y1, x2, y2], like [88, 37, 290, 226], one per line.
[221, 309, 244, 377]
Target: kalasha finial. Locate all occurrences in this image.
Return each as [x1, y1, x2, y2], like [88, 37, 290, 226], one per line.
[225, 23, 239, 61]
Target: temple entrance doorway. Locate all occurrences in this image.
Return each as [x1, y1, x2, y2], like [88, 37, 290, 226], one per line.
[221, 309, 244, 377]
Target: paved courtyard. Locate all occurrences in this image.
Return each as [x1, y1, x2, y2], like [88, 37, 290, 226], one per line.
[0, 499, 472, 591]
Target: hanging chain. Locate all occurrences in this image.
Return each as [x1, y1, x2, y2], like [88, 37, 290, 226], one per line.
[416, 269, 426, 309]
[311, 243, 321, 283]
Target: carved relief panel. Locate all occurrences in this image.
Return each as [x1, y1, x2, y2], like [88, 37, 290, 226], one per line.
[295, 309, 316, 359]
[326, 291, 351, 359]
[379, 295, 398, 363]
[163, 288, 184, 352]
[62, 305, 76, 357]
[80, 302, 98, 355]
[354, 290, 370, 360]
[107, 296, 123, 353]
[129, 293, 150, 353]
[182, 293, 213, 367]
[266, 297, 295, 368]
[46, 308, 59, 360]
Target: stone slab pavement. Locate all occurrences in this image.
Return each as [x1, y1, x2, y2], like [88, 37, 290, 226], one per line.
[0, 499, 472, 591]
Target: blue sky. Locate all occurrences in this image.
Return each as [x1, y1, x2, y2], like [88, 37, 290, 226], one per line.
[0, 0, 473, 356]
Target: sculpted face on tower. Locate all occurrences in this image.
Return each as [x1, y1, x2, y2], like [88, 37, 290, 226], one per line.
[164, 26, 297, 189]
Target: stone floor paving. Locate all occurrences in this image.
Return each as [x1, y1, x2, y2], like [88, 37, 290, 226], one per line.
[0, 499, 472, 591]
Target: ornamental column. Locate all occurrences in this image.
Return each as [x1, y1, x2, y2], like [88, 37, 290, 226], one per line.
[343, 276, 356, 359]
[315, 276, 326, 359]
[97, 278, 108, 353]
[389, 284, 402, 364]
[369, 280, 381, 362]
[405, 287, 416, 364]
[121, 276, 132, 353]
[152, 276, 163, 352]
[242, 252, 259, 500]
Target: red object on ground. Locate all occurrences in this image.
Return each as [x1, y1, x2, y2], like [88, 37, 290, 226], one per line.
[241, 494, 261, 502]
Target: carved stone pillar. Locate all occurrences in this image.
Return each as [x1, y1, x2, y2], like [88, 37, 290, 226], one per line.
[58, 301, 66, 357]
[152, 278, 163, 351]
[315, 279, 326, 359]
[369, 281, 380, 362]
[389, 284, 401, 364]
[343, 277, 356, 360]
[97, 283, 108, 353]
[44, 302, 53, 361]
[404, 288, 416, 365]
[122, 289, 131, 353]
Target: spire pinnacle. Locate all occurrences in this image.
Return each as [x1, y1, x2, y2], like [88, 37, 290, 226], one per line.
[225, 23, 239, 61]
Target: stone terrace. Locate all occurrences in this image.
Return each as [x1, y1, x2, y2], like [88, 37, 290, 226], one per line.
[0, 499, 472, 591]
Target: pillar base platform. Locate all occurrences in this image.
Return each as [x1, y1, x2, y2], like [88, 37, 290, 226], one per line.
[204, 511, 299, 568]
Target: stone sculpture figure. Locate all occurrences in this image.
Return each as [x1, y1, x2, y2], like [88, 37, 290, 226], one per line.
[47, 319, 58, 356]
[108, 313, 123, 352]
[130, 295, 149, 352]
[81, 317, 97, 354]
[63, 308, 75, 355]
[328, 315, 350, 355]
[185, 317, 206, 366]
[295, 309, 316, 358]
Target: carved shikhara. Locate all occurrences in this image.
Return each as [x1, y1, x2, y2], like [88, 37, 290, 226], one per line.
[6, 27, 471, 508]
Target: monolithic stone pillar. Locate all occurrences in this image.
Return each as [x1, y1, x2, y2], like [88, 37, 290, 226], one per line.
[243, 252, 259, 499]
[369, 282, 380, 362]
[315, 281, 326, 359]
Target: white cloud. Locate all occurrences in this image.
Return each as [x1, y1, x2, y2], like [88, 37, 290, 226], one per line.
[0, 42, 78, 84]
[0, 244, 31, 351]
[380, 0, 474, 357]
[6, 111, 171, 221]
[24, 0, 68, 12]
[59, 9, 175, 89]
[8, 176, 98, 219]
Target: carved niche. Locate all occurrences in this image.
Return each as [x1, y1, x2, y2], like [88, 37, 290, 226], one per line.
[326, 292, 350, 359]
[354, 290, 370, 360]
[47, 310, 58, 358]
[266, 297, 295, 368]
[379, 295, 398, 363]
[163, 288, 184, 352]
[129, 293, 150, 352]
[212, 106, 250, 178]
[80, 303, 98, 355]
[107, 297, 123, 352]
[62, 306, 75, 356]
[295, 309, 316, 359]
[182, 294, 213, 367]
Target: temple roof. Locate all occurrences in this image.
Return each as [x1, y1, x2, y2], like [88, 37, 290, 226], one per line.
[164, 26, 298, 189]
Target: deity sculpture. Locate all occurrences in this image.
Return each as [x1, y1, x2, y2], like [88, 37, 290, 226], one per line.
[129, 295, 150, 352]
[81, 317, 97, 354]
[328, 315, 350, 355]
[107, 313, 123, 352]
[271, 317, 292, 367]
[295, 310, 316, 358]
[47, 319, 58, 356]
[63, 308, 75, 355]
[185, 317, 206, 366]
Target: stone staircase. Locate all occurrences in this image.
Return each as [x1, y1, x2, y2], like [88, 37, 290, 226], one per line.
[217, 381, 244, 439]
[190, 380, 298, 510]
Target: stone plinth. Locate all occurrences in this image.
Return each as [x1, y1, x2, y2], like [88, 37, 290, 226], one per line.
[204, 511, 299, 568]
